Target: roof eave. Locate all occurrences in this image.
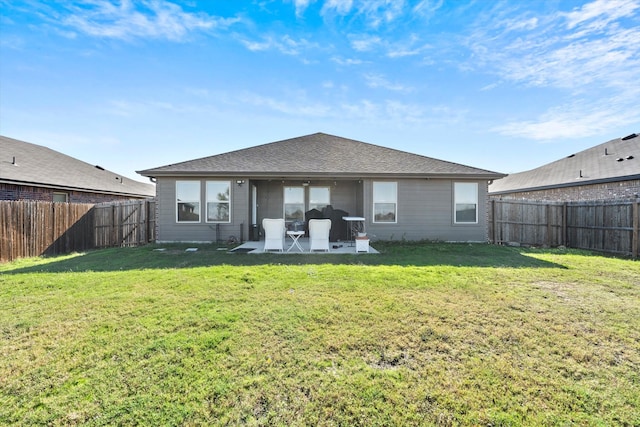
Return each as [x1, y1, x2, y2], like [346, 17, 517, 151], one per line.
[138, 170, 505, 180]
[0, 178, 154, 198]
[489, 174, 640, 195]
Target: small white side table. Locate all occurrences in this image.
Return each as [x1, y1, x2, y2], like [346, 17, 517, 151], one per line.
[286, 231, 305, 252]
[342, 216, 366, 246]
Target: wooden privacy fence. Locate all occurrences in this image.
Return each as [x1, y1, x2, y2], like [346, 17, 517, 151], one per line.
[93, 200, 155, 249]
[489, 199, 640, 258]
[0, 199, 155, 263]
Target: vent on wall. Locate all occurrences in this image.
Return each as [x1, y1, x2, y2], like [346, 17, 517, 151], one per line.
[621, 133, 638, 141]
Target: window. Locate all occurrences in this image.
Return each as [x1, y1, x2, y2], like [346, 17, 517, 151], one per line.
[176, 181, 200, 222]
[206, 181, 231, 222]
[454, 182, 478, 223]
[373, 182, 397, 223]
[309, 187, 330, 212]
[52, 192, 68, 203]
[284, 187, 305, 222]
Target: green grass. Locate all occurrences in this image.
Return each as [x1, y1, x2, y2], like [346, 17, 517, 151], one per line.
[1, 243, 639, 426]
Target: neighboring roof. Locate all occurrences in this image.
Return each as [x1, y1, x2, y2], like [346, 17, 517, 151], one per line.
[138, 132, 505, 180]
[489, 133, 640, 195]
[0, 135, 155, 198]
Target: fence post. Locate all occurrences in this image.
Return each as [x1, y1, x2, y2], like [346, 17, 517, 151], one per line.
[546, 204, 551, 247]
[562, 202, 568, 247]
[111, 204, 117, 246]
[633, 202, 639, 259]
[146, 200, 152, 243]
[491, 200, 497, 244]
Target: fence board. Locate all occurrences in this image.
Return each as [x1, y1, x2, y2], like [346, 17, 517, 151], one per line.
[92, 200, 155, 248]
[1, 199, 155, 263]
[490, 199, 639, 258]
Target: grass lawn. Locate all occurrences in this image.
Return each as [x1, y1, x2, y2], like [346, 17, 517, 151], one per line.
[1, 242, 639, 426]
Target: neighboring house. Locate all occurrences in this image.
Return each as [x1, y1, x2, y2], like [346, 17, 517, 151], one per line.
[137, 133, 505, 243]
[1, 135, 155, 203]
[489, 133, 640, 201]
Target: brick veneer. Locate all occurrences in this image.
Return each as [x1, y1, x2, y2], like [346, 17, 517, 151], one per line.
[490, 179, 640, 202]
[0, 183, 146, 203]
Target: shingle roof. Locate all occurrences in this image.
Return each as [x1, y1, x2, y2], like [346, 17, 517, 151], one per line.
[138, 132, 504, 179]
[489, 133, 640, 195]
[1, 135, 155, 198]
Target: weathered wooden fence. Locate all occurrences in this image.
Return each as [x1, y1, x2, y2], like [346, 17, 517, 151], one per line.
[0, 199, 155, 263]
[93, 200, 155, 249]
[489, 199, 640, 258]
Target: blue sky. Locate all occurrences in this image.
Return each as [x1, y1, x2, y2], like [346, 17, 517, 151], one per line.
[1, 0, 639, 181]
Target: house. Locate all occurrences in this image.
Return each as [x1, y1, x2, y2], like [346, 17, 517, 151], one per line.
[489, 133, 640, 201]
[1, 135, 155, 203]
[137, 133, 505, 243]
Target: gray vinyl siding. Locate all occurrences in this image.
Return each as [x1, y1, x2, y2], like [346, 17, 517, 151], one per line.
[363, 178, 488, 242]
[330, 181, 362, 217]
[154, 176, 490, 243]
[156, 177, 250, 243]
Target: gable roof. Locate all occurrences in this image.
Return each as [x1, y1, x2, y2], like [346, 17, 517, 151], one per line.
[138, 132, 504, 179]
[1, 135, 155, 198]
[489, 133, 640, 195]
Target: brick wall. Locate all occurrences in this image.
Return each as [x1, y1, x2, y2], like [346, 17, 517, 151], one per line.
[491, 179, 640, 202]
[0, 183, 146, 203]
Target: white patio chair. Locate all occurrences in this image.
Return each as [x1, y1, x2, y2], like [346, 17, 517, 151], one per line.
[262, 218, 285, 252]
[309, 219, 331, 252]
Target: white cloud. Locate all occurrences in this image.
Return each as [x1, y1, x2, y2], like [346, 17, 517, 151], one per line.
[467, 0, 640, 140]
[230, 90, 456, 128]
[239, 34, 318, 55]
[321, 0, 355, 16]
[349, 32, 429, 58]
[504, 16, 538, 32]
[322, 0, 407, 28]
[0, 34, 26, 50]
[386, 34, 430, 58]
[363, 73, 412, 92]
[292, 0, 316, 17]
[350, 35, 383, 52]
[493, 95, 640, 140]
[236, 91, 333, 117]
[331, 56, 365, 65]
[412, 0, 444, 17]
[61, 0, 239, 41]
[563, 0, 639, 30]
[468, 0, 640, 89]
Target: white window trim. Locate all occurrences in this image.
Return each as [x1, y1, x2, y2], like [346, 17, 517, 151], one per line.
[176, 180, 201, 223]
[52, 192, 68, 203]
[206, 180, 231, 223]
[373, 181, 398, 224]
[453, 182, 478, 224]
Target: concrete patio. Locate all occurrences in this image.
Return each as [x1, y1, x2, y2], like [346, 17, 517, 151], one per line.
[229, 238, 378, 254]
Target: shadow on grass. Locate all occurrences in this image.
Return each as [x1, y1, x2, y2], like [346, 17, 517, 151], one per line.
[2, 241, 568, 274]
